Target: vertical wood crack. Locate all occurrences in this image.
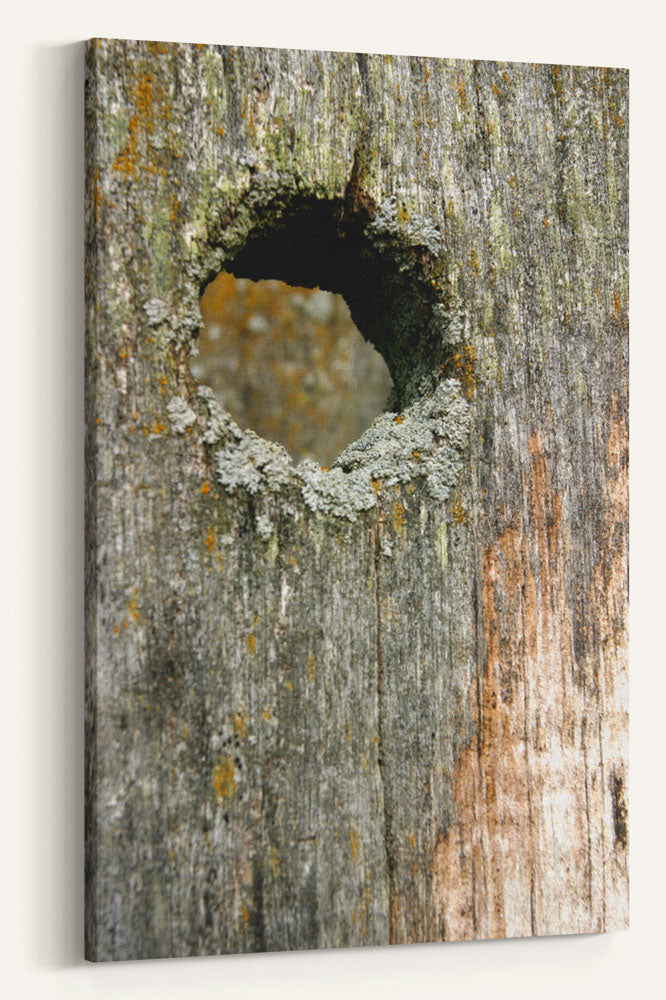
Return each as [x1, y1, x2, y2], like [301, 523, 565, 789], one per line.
[372, 516, 395, 944]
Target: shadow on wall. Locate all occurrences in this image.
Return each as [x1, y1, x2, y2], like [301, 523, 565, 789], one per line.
[193, 273, 394, 468]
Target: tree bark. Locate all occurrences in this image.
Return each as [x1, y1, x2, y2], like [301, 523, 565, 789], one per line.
[85, 39, 628, 960]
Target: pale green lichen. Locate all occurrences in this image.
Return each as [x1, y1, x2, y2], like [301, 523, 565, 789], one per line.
[298, 461, 376, 521]
[197, 386, 242, 445]
[166, 396, 197, 434]
[209, 378, 470, 520]
[254, 512, 275, 541]
[215, 432, 293, 494]
[335, 380, 470, 502]
[144, 298, 169, 326]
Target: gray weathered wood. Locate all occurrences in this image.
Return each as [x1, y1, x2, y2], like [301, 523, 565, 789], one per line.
[85, 39, 628, 960]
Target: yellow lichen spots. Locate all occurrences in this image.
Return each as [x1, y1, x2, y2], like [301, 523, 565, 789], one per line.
[371, 479, 382, 494]
[543, 216, 549, 228]
[454, 75, 467, 109]
[262, 708, 272, 722]
[132, 411, 138, 420]
[147, 40, 169, 58]
[150, 421, 166, 435]
[349, 826, 360, 863]
[204, 529, 215, 552]
[242, 904, 250, 927]
[508, 174, 518, 189]
[393, 501, 407, 539]
[93, 167, 104, 217]
[451, 491, 468, 524]
[201, 480, 211, 495]
[614, 290, 623, 320]
[126, 592, 141, 624]
[319, 466, 330, 473]
[469, 247, 480, 272]
[96, 417, 102, 426]
[452, 343, 479, 400]
[112, 625, 121, 637]
[307, 651, 317, 683]
[408, 833, 416, 849]
[411, 450, 421, 462]
[487, 120, 493, 136]
[233, 709, 247, 737]
[270, 847, 280, 873]
[398, 202, 409, 223]
[492, 82, 501, 98]
[168, 848, 176, 863]
[183, 723, 189, 739]
[285, 680, 293, 692]
[552, 65, 563, 99]
[212, 756, 236, 800]
[159, 375, 168, 387]
[119, 348, 127, 360]
[384, 53, 392, 64]
[246, 633, 256, 654]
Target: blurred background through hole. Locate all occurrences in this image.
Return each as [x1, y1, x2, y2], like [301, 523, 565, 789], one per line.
[193, 272, 394, 467]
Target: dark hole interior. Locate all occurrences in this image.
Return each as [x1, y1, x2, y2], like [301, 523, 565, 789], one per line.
[194, 197, 443, 464]
[194, 272, 393, 466]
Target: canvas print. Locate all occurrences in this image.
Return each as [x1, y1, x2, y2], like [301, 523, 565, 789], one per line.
[84, 39, 628, 961]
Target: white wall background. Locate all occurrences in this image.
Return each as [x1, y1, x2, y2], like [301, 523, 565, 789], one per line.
[2, 2, 664, 997]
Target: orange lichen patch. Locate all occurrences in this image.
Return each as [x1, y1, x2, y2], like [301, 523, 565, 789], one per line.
[285, 680, 293, 692]
[306, 651, 316, 683]
[451, 492, 467, 525]
[204, 529, 215, 552]
[212, 757, 236, 800]
[430, 428, 627, 941]
[246, 633, 256, 654]
[455, 75, 467, 108]
[349, 826, 360, 863]
[451, 344, 479, 400]
[394, 415, 403, 424]
[201, 480, 211, 495]
[614, 290, 622, 320]
[233, 710, 246, 738]
[242, 904, 250, 926]
[126, 594, 141, 624]
[392, 501, 406, 539]
[262, 709, 272, 722]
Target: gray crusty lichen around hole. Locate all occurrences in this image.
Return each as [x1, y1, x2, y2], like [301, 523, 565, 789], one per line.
[166, 191, 473, 522]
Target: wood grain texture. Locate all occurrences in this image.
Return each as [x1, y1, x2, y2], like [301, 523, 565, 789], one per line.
[85, 39, 628, 960]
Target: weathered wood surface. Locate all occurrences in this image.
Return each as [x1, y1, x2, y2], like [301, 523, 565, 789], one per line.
[85, 39, 628, 960]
